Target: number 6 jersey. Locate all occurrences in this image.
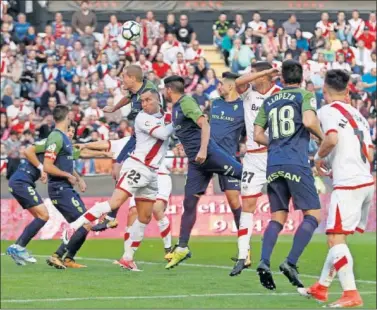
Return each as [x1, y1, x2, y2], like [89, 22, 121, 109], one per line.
[317, 101, 373, 187]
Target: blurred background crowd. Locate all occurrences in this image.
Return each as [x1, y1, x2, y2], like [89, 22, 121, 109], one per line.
[0, 0, 376, 178]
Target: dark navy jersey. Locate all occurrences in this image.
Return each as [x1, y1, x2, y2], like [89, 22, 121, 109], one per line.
[45, 129, 80, 186]
[127, 79, 157, 121]
[172, 95, 206, 161]
[210, 97, 245, 156]
[14, 139, 46, 183]
[254, 87, 317, 168]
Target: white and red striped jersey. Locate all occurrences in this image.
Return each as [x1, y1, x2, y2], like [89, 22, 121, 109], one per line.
[0, 51, 9, 81]
[185, 47, 205, 62]
[108, 136, 131, 162]
[171, 61, 189, 76]
[129, 111, 174, 170]
[6, 104, 32, 124]
[348, 18, 365, 40]
[240, 84, 282, 152]
[0, 0, 9, 21]
[106, 22, 122, 38]
[104, 74, 121, 90]
[318, 101, 373, 188]
[365, 19, 376, 36]
[315, 20, 334, 37]
[84, 107, 104, 119]
[42, 66, 59, 81]
[135, 60, 153, 74]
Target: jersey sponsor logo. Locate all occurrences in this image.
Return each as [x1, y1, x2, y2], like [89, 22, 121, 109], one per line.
[47, 143, 57, 152]
[233, 104, 239, 111]
[267, 170, 301, 183]
[212, 111, 235, 122]
[310, 97, 317, 109]
[251, 104, 260, 111]
[266, 92, 296, 106]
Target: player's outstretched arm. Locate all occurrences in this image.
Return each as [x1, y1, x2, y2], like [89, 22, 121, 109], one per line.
[75, 140, 110, 151]
[303, 110, 324, 142]
[235, 68, 279, 93]
[254, 125, 269, 146]
[103, 95, 131, 113]
[80, 148, 113, 158]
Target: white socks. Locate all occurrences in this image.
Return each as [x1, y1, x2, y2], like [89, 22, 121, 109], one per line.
[319, 243, 356, 291]
[238, 212, 253, 259]
[123, 219, 146, 261]
[71, 201, 112, 230]
[158, 216, 171, 249]
[332, 243, 356, 291]
[319, 249, 337, 287]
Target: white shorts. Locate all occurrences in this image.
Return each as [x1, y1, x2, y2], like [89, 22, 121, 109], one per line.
[326, 183, 375, 234]
[129, 173, 172, 208]
[116, 158, 158, 202]
[241, 152, 267, 199]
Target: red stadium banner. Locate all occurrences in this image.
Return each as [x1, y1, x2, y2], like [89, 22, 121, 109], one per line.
[1, 193, 376, 240]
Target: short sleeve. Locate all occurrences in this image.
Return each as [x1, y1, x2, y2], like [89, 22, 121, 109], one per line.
[45, 131, 63, 161]
[181, 97, 204, 123]
[317, 107, 339, 136]
[73, 147, 81, 160]
[254, 102, 268, 129]
[34, 139, 47, 153]
[302, 91, 317, 113]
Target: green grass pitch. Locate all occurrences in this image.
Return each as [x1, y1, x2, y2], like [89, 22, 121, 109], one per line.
[1, 234, 376, 309]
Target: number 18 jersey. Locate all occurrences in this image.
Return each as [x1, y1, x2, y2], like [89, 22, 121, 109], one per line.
[254, 87, 317, 168]
[318, 101, 373, 187]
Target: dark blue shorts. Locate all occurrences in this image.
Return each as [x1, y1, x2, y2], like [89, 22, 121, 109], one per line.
[48, 185, 86, 223]
[266, 165, 321, 213]
[185, 147, 242, 196]
[9, 175, 43, 210]
[218, 175, 240, 192]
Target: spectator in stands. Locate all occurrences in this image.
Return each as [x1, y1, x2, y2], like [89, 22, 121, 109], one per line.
[6, 98, 32, 125]
[152, 52, 171, 78]
[164, 13, 178, 35]
[147, 71, 160, 88]
[354, 40, 371, 73]
[229, 37, 254, 73]
[202, 68, 220, 98]
[136, 54, 153, 74]
[104, 97, 122, 125]
[362, 67, 377, 95]
[332, 52, 351, 71]
[213, 13, 230, 49]
[40, 96, 57, 118]
[97, 54, 111, 79]
[93, 81, 111, 109]
[23, 26, 36, 46]
[70, 40, 86, 66]
[14, 13, 30, 43]
[358, 26, 375, 50]
[41, 56, 59, 82]
[348, 10, 365, 42]
[171, 52, 189, 77]
[316, 12, 333, 38]
[232, 14, 246, 37]
[160, 33, 184, 65]
[40, 82, 61, 114]
[117, 120, 133, 138]
[76, 56, 95, 80]
[333, 11, 352, 44]
[4, 130, 21, 179]
[56, 26, 76, 48]
[74, 85, 91, 109]
[0, 0, 9, 22]
[106, 15, 122, 39]
[194, 56, 208, 81]
[80, 25, 96, 55]
[60, 59, 76, 88]
[247, 12, 266, 44]
[364, 51, 376, 74]
[192, 84, 210, 111]
[294, 29, 309, 51]
[310, 67, 327, 104]
[175, 14, 196, 46]
[103, 67, 120, 92]
[52, 12, 66, 39]
[6, 55, 23, 98]
[337, 40, 355, 66]
[0, 113, 10, 140]
[285, 38, 302, 61]
[38, 114, 54, 139]
[365, 12, 376, 37]
[85, 98, 104, 120]
[105, 39, 120, 67]
[221, 28, 235, 67]
[185, 40, 205, 64]
[328, 30, 342, 51]
[262, 28, 279, 58]
[140, 38, 159, 62]
[309, 27, 326, 56]
[72, 0, 97, 35]
[29, 72, 48, 107]
[282, 14, 300, 37]
[143, 11, 160, 45]
[1, 85, 13, 109]
[184, 65, 200, 93]
[1, 22, 12, 45]
[275, 27, 289, 57]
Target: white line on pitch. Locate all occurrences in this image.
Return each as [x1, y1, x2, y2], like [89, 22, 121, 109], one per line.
[2, 291, 377, 304]
[1, 253, 376, 285]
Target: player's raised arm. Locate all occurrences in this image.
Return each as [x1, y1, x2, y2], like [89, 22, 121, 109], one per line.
[102, 93, 131, 113]
[44, 131, 77, 185]
[253, 102, 269, 146]
[75, 140, 110, 151]
[302, 92, 324, 142]
[235, 67, 279, 93]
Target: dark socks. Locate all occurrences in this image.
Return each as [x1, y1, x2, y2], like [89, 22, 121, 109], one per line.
[287, 215, 318, 266]
[106, 209, 119, 220]
[231, 207, 242, 230]
[261, 220, 283, 266]
[66, 227, 89, 259]
[55, 242, 67, 258]
[178, 195, 200, 248]
[16, 218, 47, 248]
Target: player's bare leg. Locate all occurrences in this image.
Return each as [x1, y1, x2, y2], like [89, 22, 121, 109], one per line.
[153, 199, 172, 256]
[119, 199, 154, 271]
[7, 204, 49, 265]
[229, 196, 256, 276]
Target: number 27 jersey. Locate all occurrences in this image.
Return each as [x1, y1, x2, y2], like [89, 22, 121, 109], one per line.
[318, 101, 373, 187]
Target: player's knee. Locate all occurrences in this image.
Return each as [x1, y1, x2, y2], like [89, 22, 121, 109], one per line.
[33, 205, 49, 221]
[128, 206, 138, 218]
[303, 210, 321, 224]
[241, 198, 257, 213]
[138, 213, 152, 225]
[327, 233, 346, 248]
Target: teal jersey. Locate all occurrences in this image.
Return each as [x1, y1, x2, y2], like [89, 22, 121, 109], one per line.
[255, 87, 317, 168]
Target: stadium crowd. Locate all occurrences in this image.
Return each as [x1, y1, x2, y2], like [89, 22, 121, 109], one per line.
[0, 0, 376, 178]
